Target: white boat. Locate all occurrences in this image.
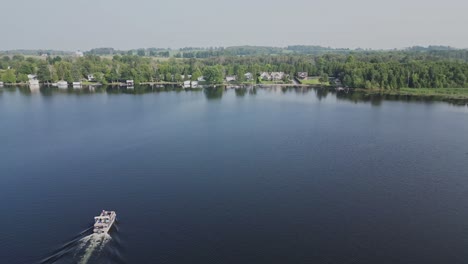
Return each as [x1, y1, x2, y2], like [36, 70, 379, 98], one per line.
[29, 79, 39, 86]
[72, 82, 82, 89]
[93, 210, 116, 234]
[0, 81, 4, 87]
[57, 80, 68, 88]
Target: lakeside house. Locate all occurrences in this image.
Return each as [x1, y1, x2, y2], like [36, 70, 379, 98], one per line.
[0, 82, 4, 87]
[297, 72, 308, 79]
[260, 72, 270, 81]
[244, 72, 253, 81]
[260, 72, 285, 81]
[197, 76, 206, 82]
[75, 50, 84, 57]
[126, 80, 134, 86]
[87, 74, 95, 81]
[226, 76, 237, 82]
[271, 72, 285, 81]
[28, 74, 39, 87]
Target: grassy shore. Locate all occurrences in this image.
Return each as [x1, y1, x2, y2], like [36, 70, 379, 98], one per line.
[355, 88, 468, 105]
[298, 78, 329, 85]
[362, 88, 468, 99]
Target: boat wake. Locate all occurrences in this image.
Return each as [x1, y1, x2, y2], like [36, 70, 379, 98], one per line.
[40, 225, 124, 264]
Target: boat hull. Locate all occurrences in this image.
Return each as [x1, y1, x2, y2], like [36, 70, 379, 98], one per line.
[93, 210, 116, 234]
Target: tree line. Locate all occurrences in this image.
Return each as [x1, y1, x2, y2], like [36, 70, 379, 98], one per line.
[0, 51, 468, 89]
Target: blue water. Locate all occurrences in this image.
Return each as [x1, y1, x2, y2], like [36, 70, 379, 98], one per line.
[1, 86, 468, 263]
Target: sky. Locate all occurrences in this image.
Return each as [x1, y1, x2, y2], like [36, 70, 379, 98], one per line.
[1, 0, 467, 51]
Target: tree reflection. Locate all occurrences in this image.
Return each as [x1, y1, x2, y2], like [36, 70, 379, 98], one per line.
[314, 88, 329, 100]
[235, 88, 247, 97]
[204, 87, 224, 100]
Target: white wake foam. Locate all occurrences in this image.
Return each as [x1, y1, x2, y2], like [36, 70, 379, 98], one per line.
[76, 233, 112, 264]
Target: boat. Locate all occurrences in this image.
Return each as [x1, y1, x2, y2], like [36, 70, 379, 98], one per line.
[93, 210, 116, 234]
[29, 79, 39, 86]
[72, 82, 82, 89]
[57, 80, 68, 88]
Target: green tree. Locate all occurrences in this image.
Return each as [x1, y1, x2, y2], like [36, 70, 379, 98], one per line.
[203, 66, 223, 84]
[17, 74, 29, 83]
[319, 72, 329, 83]
[37, 63, 52, 82]
[137, 49, 146, 56]
[2, 69, 16, 83]
[191, 68, 202, 81]
[55, 61, 73, 82]
[71, 63, 82, 81]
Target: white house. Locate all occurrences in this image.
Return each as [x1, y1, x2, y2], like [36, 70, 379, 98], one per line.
[270, 72, 285, 81]
[244, 72, 253, 81]
[75, 50, 84, 57]
[126, 80, 134, 86]
[197, 76, 206, 82]
[260, 72, 271, 81]
[297, 72, 308, 79]
[87, 74, 95, 81]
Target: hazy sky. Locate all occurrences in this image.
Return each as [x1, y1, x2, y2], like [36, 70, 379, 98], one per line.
[2, 0, 467, 50]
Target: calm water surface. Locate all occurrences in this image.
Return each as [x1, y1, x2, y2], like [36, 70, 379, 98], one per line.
[1, 86, 468, 264]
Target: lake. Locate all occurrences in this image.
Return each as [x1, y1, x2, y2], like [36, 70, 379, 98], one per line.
[1, 85, 468, 264]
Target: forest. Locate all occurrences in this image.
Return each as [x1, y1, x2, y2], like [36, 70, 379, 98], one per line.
[1, 47, 468, 89]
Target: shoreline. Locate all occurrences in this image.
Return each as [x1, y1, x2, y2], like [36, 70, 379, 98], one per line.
[357, 88, 468, 99]
[2, 83, 467, 104]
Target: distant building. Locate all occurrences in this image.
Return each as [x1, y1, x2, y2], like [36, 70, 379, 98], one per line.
[244, 72, 253, 81]
[297, 72, 308, 79]
[75, 50, 84, 57]
[226, 76, 237, 82]
[28, 75, 39, 86]
[41, 53, 48, 58]
[87, 74, 95, 81]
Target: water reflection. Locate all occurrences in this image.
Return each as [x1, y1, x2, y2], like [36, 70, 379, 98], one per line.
[3, 85, 468, 106]
[235, 88, 247, 97]
[204, 87, 224, 100]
